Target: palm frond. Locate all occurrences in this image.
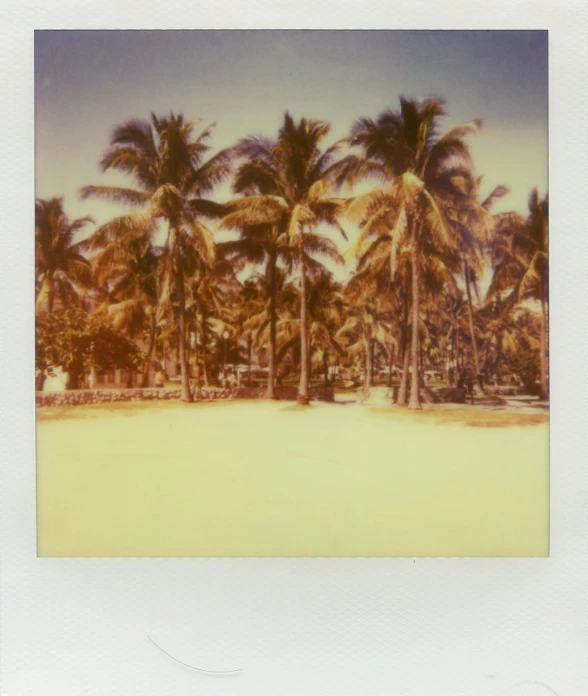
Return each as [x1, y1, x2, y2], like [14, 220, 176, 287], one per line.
[79, 185, 150, 208]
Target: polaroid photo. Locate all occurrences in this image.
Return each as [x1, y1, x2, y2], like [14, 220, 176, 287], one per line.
[1, 3, 587, 696]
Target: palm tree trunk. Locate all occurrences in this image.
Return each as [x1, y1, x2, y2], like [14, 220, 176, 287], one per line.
[247, 332, 252, 386]
[267, 250, 278, 399]
[464, 265, 484, 392]
[142, 314, 157, 387]
[398, 326, 410, 405]
[297, 238, 310, 405]
[387, 344, 394, 388]
[365, 339, 372, 389]
[193, 333, 201, 396]
[201, 309, 209, 387]
[397, 273, 410, 405]
[48, 283, 54, 312]
[307, 334, 313, 388]
[449, 328, 456, 386]
[323, 350, 329, 386]
[174, 238, 192, 403]
[408, 238, 421, 410]
[539, 293, 548, 400]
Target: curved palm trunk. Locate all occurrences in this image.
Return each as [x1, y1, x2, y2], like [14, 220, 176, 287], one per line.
[141, 313, 157, 387]
[174, 239, 192, 403]
[539, 294, 548, 400]
[297, 239, 310, 405]
[408, 241, 421, 410]
[464, 265, 484, 392]
[267, 250, 278, 399]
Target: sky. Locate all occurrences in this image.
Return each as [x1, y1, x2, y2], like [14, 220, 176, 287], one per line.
[35, 30, 548, 278]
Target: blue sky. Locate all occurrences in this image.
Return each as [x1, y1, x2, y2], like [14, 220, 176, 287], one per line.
[35, 30, 548, 248]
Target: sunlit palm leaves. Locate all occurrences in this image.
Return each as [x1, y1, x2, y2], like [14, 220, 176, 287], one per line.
[343, 97, 481, 407]
[35, 197, 94, 312]
[81, 112, 233, 400]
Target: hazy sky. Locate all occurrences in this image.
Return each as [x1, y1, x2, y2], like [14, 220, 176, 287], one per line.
[35, 30, 548, 254]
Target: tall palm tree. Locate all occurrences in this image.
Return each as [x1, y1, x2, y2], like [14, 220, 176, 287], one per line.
[338, 98, 480, 408]
[219, 113, 347, 404]
[445, 177, 510, 388]
[220, 136, 295, 398]
[35, 197, 94, 312]
[81, 113, 232, 401]
[488, 190, 548, 398]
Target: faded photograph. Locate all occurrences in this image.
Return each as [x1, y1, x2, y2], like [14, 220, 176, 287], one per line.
[35, 30, 549, 556]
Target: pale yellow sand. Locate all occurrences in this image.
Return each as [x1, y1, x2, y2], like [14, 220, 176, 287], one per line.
[36, 400, 549, 557]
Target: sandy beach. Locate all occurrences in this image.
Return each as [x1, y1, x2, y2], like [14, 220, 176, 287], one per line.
[36, 400, 549, 557]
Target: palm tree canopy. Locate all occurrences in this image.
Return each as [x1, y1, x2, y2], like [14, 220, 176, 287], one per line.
[35, 197, 94, 310]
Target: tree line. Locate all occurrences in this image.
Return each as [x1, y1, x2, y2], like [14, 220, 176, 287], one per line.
[35, 98, 549, 407]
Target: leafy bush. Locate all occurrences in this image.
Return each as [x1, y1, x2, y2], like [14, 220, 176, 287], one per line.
[36, 308, 143, 389]
[507, 348, 540, 391]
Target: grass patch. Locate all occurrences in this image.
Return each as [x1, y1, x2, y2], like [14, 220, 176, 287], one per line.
[371, 404, 549, 428]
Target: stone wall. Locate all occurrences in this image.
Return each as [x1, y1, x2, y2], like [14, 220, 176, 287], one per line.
[36, 384, 335, 408]
[36, 388, 183, 407]
[484, 385, 526, 397]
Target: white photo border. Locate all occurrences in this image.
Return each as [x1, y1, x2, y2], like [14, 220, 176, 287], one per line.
[1, 3, 587, 695]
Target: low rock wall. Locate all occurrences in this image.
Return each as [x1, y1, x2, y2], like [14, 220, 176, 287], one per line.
[484, 385, 526, 397]
[36, 384, 335, 408]
[36, 388, 182, 407]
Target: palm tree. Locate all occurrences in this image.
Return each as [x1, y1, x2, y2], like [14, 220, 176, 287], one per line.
[338, 98, 481, 408]
[35, 197, 94, 313]
[185, 255, 240, 388]
[339, 272, 396, 390]
[81, 113, 232, 401]
[220, 136, 296, 398]
[219, 113, 347, 404]
[307, 272, 346, 386]
[89, 223, 161, 387]
[232, 276, 267, 385]
[445, 177, 510, 389]
[488, 190, 548, 398]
